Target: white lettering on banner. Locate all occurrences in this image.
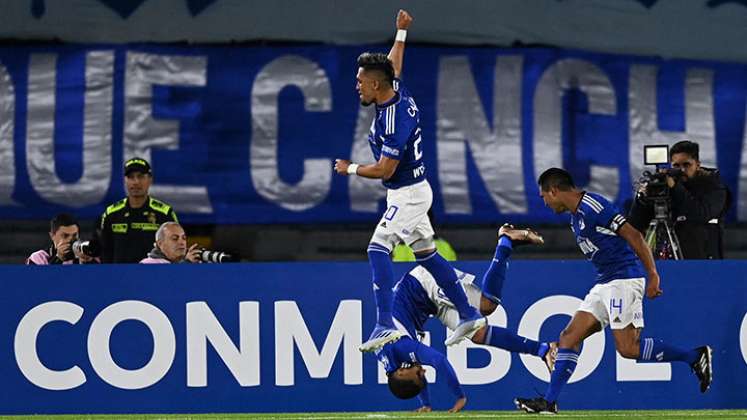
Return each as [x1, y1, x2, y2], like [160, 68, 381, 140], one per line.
[88, 301, 175, 390]
[27, 52, 114, 207]
[517, 295, 605, 383]
[186, 302, 260, 387]
[741, 312, 747, 366]
[250, 55, 332, 212]
[447, 305, 510, 384]
[124, 52, 213, 214]
[14, 301, 86, 391]
[274, 300, 362, 386]
[628, 66, 717, 194]
[0, 61, 17, 206]
[533, 59, 620, 201]
[437, 55, 527, 215]
[616, 352, 671, 381]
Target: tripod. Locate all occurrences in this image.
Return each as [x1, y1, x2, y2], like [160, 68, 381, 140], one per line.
[644, 199, 683, 260]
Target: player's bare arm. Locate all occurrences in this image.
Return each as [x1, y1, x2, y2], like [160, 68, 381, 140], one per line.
[618, 222, 663, 299]
[448, 396, 466, 413]
[334, 156, 399, 180]
[388, 9, 412, 78]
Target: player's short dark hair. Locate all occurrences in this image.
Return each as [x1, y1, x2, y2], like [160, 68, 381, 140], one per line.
[670, 140, 699, 161]
[50, 213, 79, 234]
[357, 52, 395, 86]
[387, 372, 424, 399]
[537, 168, 575, 192]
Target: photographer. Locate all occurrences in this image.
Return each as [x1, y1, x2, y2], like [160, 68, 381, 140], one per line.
[140, 222, 202, 264]
[628, 140, 730, 259]
[26, 214, 100, 265]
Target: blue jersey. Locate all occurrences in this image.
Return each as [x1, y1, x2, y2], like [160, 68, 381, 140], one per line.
[392, 273, 439, 338]
[374, 272, 465, 405]
[571, 192, 645, 284]
[375, 337, 464, 404]
[368, 78, 426, 189]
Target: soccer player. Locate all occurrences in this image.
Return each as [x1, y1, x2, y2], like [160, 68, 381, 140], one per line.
[514, 168, 712, 415]
[377, 225, 556, 412]
[334, 10, 484, 352]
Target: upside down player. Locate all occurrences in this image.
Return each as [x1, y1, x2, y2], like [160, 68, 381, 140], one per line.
[335, 9, 484, 352]
[376, 225, 557, 412]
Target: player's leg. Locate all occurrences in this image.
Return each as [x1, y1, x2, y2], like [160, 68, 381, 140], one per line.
[360, 198, 406, 352]
[406, 183, 484, 345]
[515, 308, 601, 414]
[608, 278, 712, 392]
[480, 224, 544, 308]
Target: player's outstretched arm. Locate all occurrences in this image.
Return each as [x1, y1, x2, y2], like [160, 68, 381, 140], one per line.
[388, 9, 412, 78]
[415, 344, 466, 412]
[618, 222, 663, 299]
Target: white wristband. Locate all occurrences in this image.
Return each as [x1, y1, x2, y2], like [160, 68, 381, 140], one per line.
[347, 163, 359, 175]
[395, 29, 407, 42]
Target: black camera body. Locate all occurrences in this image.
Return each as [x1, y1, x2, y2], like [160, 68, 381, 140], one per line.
[640, 168, 683, 202]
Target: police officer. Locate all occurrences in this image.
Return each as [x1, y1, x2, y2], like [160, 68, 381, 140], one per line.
[97, 157, 178, 263]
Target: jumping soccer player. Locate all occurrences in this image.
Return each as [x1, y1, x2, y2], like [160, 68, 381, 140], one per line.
[377, 225, 556, 412]
[514, 168, 712, 415]
[335, 10, 484, 352]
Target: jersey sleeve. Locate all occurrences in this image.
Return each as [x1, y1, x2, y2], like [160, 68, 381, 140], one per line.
[415, 344, 465, 400]
[417, 382, 431, 408]
[587, 194, 627, 233]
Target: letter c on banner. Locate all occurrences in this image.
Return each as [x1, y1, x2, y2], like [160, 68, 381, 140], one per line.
[517, 295, 605, 383]
[741, 312, 747, 366]
[14, 301, 86, 390]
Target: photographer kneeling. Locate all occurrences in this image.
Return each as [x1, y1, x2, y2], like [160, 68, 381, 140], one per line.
[26, 213, 100, 265]
[628, 140, 730, 259]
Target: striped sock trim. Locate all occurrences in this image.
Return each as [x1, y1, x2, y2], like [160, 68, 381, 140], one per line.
[642, 338, 654, 361]
[367, 243, 391, 254]
[415, 250, 438, 262]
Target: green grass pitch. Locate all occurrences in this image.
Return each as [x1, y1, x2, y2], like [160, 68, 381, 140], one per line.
[0, 410, 745, 420]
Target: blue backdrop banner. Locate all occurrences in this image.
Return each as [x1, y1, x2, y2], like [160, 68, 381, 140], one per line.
[0, 44, 746, 223]
[1, 260, 745, 414]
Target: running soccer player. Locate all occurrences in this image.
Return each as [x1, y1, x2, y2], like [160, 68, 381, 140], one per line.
[377, 225, 556, 412]
[335, 10, 485, 352]
[514, 168, 713, 415]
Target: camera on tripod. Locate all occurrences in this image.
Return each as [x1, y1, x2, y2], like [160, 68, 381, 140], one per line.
[639, 144, 683, 260]
[640, 145, 683, 203]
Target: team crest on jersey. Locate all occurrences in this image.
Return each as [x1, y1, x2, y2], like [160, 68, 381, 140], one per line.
[578, 217, 585, 230]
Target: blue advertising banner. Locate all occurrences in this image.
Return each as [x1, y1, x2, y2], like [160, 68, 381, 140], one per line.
[0, 44, 746, 223]
[1, 260, 745, 414]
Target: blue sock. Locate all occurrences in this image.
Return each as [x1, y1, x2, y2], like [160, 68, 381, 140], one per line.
[638, 338, 699, 365]
[544, 348, 578, 403]
[416, 250, 478, 320]
[367, 243, 394, 328]
[480, 239, 513, 303]
[485, 326, 541, 355]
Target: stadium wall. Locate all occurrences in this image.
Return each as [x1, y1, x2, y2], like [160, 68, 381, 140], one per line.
[1, 260, 745, 414]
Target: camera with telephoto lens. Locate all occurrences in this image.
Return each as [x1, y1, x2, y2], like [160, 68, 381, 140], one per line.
[62, 239, 100, 260]
[199, 249, 233, 263]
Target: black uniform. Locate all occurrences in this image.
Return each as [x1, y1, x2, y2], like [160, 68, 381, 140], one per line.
[628, 167, 730, 259]
[98, 196, 178, 263]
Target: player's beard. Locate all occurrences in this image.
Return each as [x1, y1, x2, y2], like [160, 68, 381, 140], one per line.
[360, 99, 373, 107]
